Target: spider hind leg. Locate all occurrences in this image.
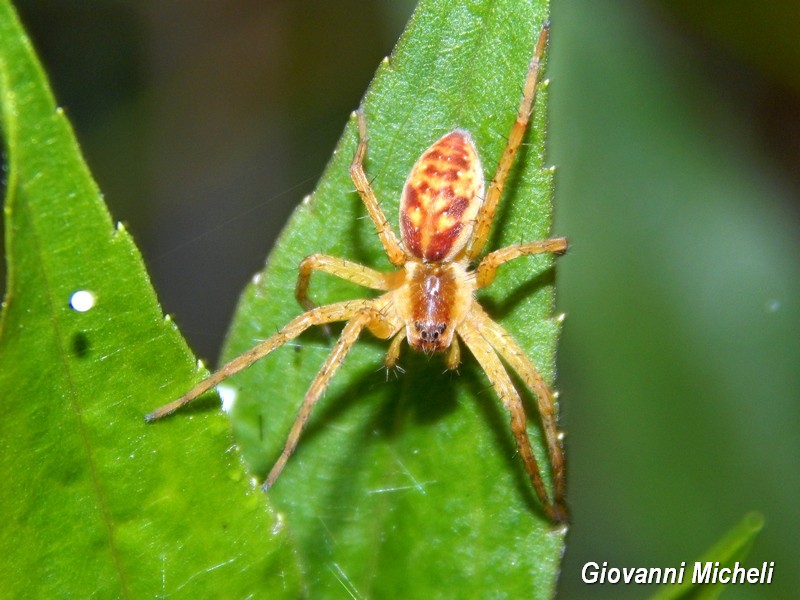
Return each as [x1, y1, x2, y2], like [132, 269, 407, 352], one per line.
[458, 314, 567, 523]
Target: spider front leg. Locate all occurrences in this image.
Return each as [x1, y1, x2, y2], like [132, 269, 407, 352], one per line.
[296, 253, 391, 311]
[350, 111, 408, 267]
[475, 237, 567, 289]
[458, 316, 566, 523]
[467, 21, 550, 260]
[145, 298, 385, 422]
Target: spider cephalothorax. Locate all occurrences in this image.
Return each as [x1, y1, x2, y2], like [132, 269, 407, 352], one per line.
[148, 22, 568, 523]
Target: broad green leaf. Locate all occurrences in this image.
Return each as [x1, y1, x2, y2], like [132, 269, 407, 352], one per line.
[0, 1, 301, 597]
[221, 0, 566, 596]
[651, 512, 765, 600]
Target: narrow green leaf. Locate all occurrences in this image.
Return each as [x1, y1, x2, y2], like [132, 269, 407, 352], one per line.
[0, 1, 301, 597]
[651, 512, 765, 600]
[222, 0, 565, 596]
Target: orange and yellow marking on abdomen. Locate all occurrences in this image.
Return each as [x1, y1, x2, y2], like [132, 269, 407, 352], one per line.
[400, 130, 485, 262]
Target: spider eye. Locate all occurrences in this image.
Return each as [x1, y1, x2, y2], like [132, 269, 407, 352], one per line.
[414, 321, 447, 342]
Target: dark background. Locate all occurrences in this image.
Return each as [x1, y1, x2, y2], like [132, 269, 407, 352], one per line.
[5, 1, 799, 597]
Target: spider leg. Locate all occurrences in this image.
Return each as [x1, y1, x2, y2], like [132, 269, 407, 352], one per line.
[350, 110, 408, 266]
[445, 337, 461, 370]
[458, 316, 564, 523]
[469, 304, 567, 520]
[145, 299, 381, 421]
[475, 237, 567, 288]
[466, 22, 549, 260]
[296, 253, 390, 312]
[264, 305, 392, 489]
[385, 329, 406, 368]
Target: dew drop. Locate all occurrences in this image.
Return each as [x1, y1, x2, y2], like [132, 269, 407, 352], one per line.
[218, 384, 238, 414]
[69, 290, 96, 312]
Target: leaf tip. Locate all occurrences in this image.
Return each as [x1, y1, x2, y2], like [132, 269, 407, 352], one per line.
[742, 511, 765, 533]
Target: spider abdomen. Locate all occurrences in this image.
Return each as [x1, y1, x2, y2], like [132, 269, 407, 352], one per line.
[400, 130, 485, 262]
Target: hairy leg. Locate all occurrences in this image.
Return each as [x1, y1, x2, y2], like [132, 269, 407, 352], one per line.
[467, 22, 550, 260]
[469, 304, 566, 518]
[264, 308, 382, 489]
[146, 299, 382, 421]
[385, 330, 406, 369]
[475, 237, 567, 288]
[349, 111, 407, 266]
[296, 253, 390, 311]
[458, 316, 563, 523]
[445, 337, 461, 370]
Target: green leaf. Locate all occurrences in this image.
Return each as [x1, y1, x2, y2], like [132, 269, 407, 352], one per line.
[651, 512, 765, 600]
[0, 1, 301, 597]
[222, 0, 565, 596]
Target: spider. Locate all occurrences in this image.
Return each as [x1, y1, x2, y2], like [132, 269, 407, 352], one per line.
[147, 22, 568, 523]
